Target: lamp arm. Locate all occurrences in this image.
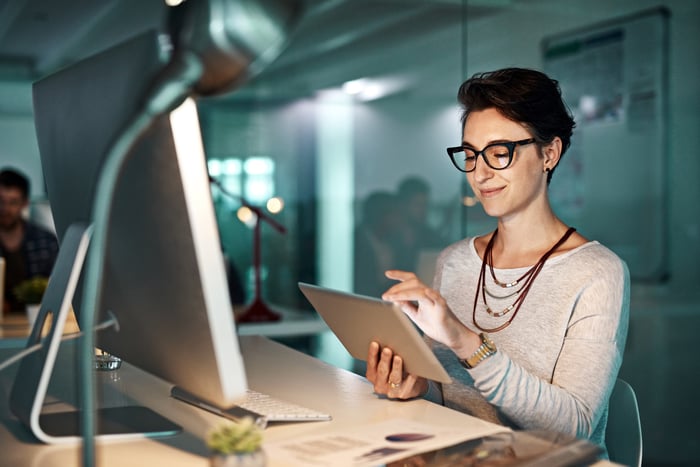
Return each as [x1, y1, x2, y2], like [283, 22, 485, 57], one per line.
[79, 52, 203, 467]
[209, 175, 286, 234]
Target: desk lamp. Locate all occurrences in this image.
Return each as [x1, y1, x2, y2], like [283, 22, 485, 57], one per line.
[209, 176, 287, 322]
[78, 0, 303, 465]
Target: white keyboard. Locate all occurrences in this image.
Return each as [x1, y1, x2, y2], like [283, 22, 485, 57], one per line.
[170, 386, 332, 425]
[237, 389, 332, 422]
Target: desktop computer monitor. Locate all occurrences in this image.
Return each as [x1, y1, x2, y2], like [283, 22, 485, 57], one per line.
[11, 30, 248, 443]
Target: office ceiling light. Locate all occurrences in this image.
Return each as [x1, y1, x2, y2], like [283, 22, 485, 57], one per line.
[342, 78, 369, 95]
[341, 76, 407, 102]
[342, 78, 384, 101]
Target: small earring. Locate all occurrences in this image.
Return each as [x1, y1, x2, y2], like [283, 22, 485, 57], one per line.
[543, 167, 550, 173]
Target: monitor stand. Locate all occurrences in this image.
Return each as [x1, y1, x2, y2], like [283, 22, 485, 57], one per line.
[9, 223, 181, 444]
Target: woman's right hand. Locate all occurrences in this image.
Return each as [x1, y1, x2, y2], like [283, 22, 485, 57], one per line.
[382, 270, 479, 358]
[365, 341, 428, 400]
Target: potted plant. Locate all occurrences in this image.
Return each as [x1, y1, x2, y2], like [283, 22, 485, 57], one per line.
[206, 417, 265, 467]
[13, 276, 49, 326]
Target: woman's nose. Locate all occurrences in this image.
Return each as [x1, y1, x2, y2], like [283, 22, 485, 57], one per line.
[471, 155, 493, 182]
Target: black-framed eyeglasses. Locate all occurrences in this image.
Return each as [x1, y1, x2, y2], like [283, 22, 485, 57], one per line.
[446, 138, 536, 173]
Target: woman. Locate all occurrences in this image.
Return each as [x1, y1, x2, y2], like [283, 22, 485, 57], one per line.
[365, 68, 629, 452]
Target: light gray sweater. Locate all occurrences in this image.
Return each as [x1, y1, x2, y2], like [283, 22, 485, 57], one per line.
[427, 237, 630, 450]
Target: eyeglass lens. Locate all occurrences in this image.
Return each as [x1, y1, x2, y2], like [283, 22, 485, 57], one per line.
[455, 143, 513, 172]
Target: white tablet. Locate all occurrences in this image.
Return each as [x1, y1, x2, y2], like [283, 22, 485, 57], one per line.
[299, 282, 451, 384]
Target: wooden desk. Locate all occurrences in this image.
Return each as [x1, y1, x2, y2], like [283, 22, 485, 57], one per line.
[0, 335, 508, 466]
[0, 311, 80, 347]
[0, 336, 617, 466]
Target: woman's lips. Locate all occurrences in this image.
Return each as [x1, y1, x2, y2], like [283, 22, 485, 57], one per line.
[479, 187, 504, 198]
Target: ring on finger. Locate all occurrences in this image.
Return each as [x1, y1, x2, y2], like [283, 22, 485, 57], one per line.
[390, 381, 401, 389]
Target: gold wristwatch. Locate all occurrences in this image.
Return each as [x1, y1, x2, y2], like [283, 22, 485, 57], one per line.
[460, 333, 497, 369]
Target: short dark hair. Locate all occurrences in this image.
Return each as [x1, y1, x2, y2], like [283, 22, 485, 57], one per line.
[457, 67, 575, 183]
[0, 167, 30, 199]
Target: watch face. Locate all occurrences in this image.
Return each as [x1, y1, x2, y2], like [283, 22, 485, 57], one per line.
[482, 333, 496, 351]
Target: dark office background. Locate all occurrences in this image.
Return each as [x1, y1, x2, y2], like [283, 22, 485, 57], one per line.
[0, 1, 698, 465]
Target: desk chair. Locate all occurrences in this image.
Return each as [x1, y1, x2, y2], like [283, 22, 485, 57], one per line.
[606, 378, 642, 467]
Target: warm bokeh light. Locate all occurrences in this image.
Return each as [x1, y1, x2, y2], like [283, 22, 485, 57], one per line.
[266, 196, 284, 214]
[463, 196, 479, 207]
[236, 206, 257, 228]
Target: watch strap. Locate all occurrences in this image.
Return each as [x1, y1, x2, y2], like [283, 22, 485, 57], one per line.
[460, 333, 497, 369]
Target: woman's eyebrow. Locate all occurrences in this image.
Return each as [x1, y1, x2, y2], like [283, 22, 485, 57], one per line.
[462, 138, 512, 148]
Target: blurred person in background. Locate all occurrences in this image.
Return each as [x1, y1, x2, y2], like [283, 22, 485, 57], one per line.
[0, 167, 58, 314]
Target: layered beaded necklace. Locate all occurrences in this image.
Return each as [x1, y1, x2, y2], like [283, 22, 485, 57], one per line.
[472, 226, 576, 333]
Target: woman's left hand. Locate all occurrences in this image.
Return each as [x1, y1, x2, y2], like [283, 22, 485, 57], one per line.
[382, 270, 477, 357]
[365, 341, 428, 399]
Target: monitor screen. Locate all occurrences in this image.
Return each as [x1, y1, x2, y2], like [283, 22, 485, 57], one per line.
[19, 30, 248, 439]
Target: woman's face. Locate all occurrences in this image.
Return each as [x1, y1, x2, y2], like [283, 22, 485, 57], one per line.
[463, 108, 550, 221]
